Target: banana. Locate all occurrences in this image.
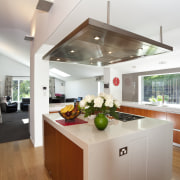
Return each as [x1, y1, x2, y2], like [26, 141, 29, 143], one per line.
[60, 105, 74, 113]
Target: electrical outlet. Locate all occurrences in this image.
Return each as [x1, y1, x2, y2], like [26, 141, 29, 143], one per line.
[119, 146, 128, 156]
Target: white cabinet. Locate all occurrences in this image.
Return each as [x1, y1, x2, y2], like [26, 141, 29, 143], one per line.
[88, 124, 172, 180]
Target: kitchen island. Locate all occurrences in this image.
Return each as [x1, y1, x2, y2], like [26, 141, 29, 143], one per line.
[43, 113, 173, 180]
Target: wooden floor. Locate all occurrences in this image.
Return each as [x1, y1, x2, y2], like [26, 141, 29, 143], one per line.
[0, 139, 180, 180]
[172, 146, 180, 180]
[0, 139, 51, 180]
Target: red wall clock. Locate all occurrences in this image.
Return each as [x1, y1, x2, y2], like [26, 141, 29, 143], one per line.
[113, 77, 120, 86]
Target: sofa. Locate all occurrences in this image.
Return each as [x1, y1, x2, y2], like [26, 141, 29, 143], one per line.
[49, 94, 65, 103]
[20, 98, 30, 111]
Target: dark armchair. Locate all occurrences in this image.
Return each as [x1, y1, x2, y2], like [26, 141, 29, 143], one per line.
[1, 96, 17, 113]
[20, 98, 30, 111]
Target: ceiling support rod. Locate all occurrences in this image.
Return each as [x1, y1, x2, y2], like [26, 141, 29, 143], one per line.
[107, 1, 110, 25]
[160, 25, 163, 43]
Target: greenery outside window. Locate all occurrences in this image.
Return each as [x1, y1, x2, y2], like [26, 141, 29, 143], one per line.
[12, 77, 30, 102]
[141, 73, 180, 104]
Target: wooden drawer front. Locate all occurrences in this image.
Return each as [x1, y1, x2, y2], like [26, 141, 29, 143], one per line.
[120, 106, 143, 116]
[120, 106, 166, 120]
[146, 110, 166, 120]
[167, 113, 180, 129]
[173, 130, 180, 144]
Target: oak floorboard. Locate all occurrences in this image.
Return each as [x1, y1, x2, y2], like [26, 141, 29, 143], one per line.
[0, 139, 51, 180]
[0, 139, 180, 180]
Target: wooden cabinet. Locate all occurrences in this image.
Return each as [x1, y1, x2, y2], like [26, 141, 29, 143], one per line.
[44, 121, 83, 180]
[173, 130, 180, 144]
[166, 112, 180, 129]
[120, 106, 166, 120]
[44, 120, 57, 179]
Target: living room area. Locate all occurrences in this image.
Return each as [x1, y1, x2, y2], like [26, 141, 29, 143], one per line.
[0, 54, 30, 143]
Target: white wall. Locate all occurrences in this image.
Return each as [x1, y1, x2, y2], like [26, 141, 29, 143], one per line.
[55, 78, 65, 94]
[104, 67, 122, 102]
[65, 78, 98, 98]
[30, 0, 81, 147]
[0, 53, 30, 96]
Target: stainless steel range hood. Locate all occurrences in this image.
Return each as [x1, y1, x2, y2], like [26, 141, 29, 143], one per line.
[43, 18, 173, 66]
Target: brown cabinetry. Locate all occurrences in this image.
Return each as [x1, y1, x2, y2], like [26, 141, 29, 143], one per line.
[120, 105, 180, 145]
[44, 121, 83, 180]
[120, 106, 166, 120]
[166, 113, 180, 129]
[167, 112, 180, 144]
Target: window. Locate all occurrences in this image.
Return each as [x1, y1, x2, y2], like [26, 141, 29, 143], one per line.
[141, 73, 180, 104]
[12, 77, 30, 102]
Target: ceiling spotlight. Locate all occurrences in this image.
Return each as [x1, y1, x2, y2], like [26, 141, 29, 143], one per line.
[24, 35, 34, 41]
[70, 50, 75, 53]
[97, 61, 102, 66]
[108, 51, 112, 54]
[90, 57, 93, 60]
[36, 0, 54, 12]
[56, 58, 61, 61]
[94, 36, 100, 40]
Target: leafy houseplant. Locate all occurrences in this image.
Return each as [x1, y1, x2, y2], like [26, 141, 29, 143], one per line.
[79, 93, 121, 119]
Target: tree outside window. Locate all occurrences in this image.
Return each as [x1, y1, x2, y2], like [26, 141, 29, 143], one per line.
[12, 79, 30, 102]
[143, 73, 180, 104]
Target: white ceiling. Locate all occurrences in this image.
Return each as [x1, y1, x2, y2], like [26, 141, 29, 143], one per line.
[0, 0, 38, 66]
[1, 0, 180, 80]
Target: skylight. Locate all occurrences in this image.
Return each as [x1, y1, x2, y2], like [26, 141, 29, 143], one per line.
[50, 68, 71, 77]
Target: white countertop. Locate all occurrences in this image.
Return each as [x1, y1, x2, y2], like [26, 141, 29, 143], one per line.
[43, 113, 172, 149]
[122, 101, 180, 114]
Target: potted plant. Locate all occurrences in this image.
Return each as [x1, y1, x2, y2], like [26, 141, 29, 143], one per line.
[79, 93, 121, 130]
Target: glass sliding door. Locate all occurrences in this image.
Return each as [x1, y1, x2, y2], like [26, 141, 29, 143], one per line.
[12, 77, 30, 102]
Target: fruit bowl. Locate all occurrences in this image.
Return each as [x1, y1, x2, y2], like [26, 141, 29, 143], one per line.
[59, 110, 81, 121]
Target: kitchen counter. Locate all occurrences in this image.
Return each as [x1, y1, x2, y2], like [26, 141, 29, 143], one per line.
[49, 102, 74, 112]
[43, 113, 173, 180]
[122, 101, 180, 114]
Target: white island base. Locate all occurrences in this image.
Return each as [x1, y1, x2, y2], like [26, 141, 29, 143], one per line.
[43, 113, 173, 180]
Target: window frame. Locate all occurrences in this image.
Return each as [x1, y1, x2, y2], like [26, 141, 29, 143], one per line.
[139, 72, 180, 105]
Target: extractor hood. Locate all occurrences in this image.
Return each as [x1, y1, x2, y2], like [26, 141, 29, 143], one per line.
[43, 18, 173, 66]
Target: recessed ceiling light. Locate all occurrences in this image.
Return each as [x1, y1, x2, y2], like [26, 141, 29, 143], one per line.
[70, 50, 75, 53]
[94, 36, 100, 40]
[130, 56, 134, 58]
[97, 61, 102, 66]
[56, 58, 60, 61]
[50, 68, 71, 77]
[90, 57, 93, 60]
[108, 51, 112, 54]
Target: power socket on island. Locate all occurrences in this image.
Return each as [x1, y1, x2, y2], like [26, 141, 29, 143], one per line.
[119, 146, 128, 156]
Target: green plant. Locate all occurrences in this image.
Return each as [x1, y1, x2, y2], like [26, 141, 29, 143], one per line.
[149, 96, 157, 103]
[157, 95, 163, 102]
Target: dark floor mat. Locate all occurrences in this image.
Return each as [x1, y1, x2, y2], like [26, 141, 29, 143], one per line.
[0, 111, 30, 143]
